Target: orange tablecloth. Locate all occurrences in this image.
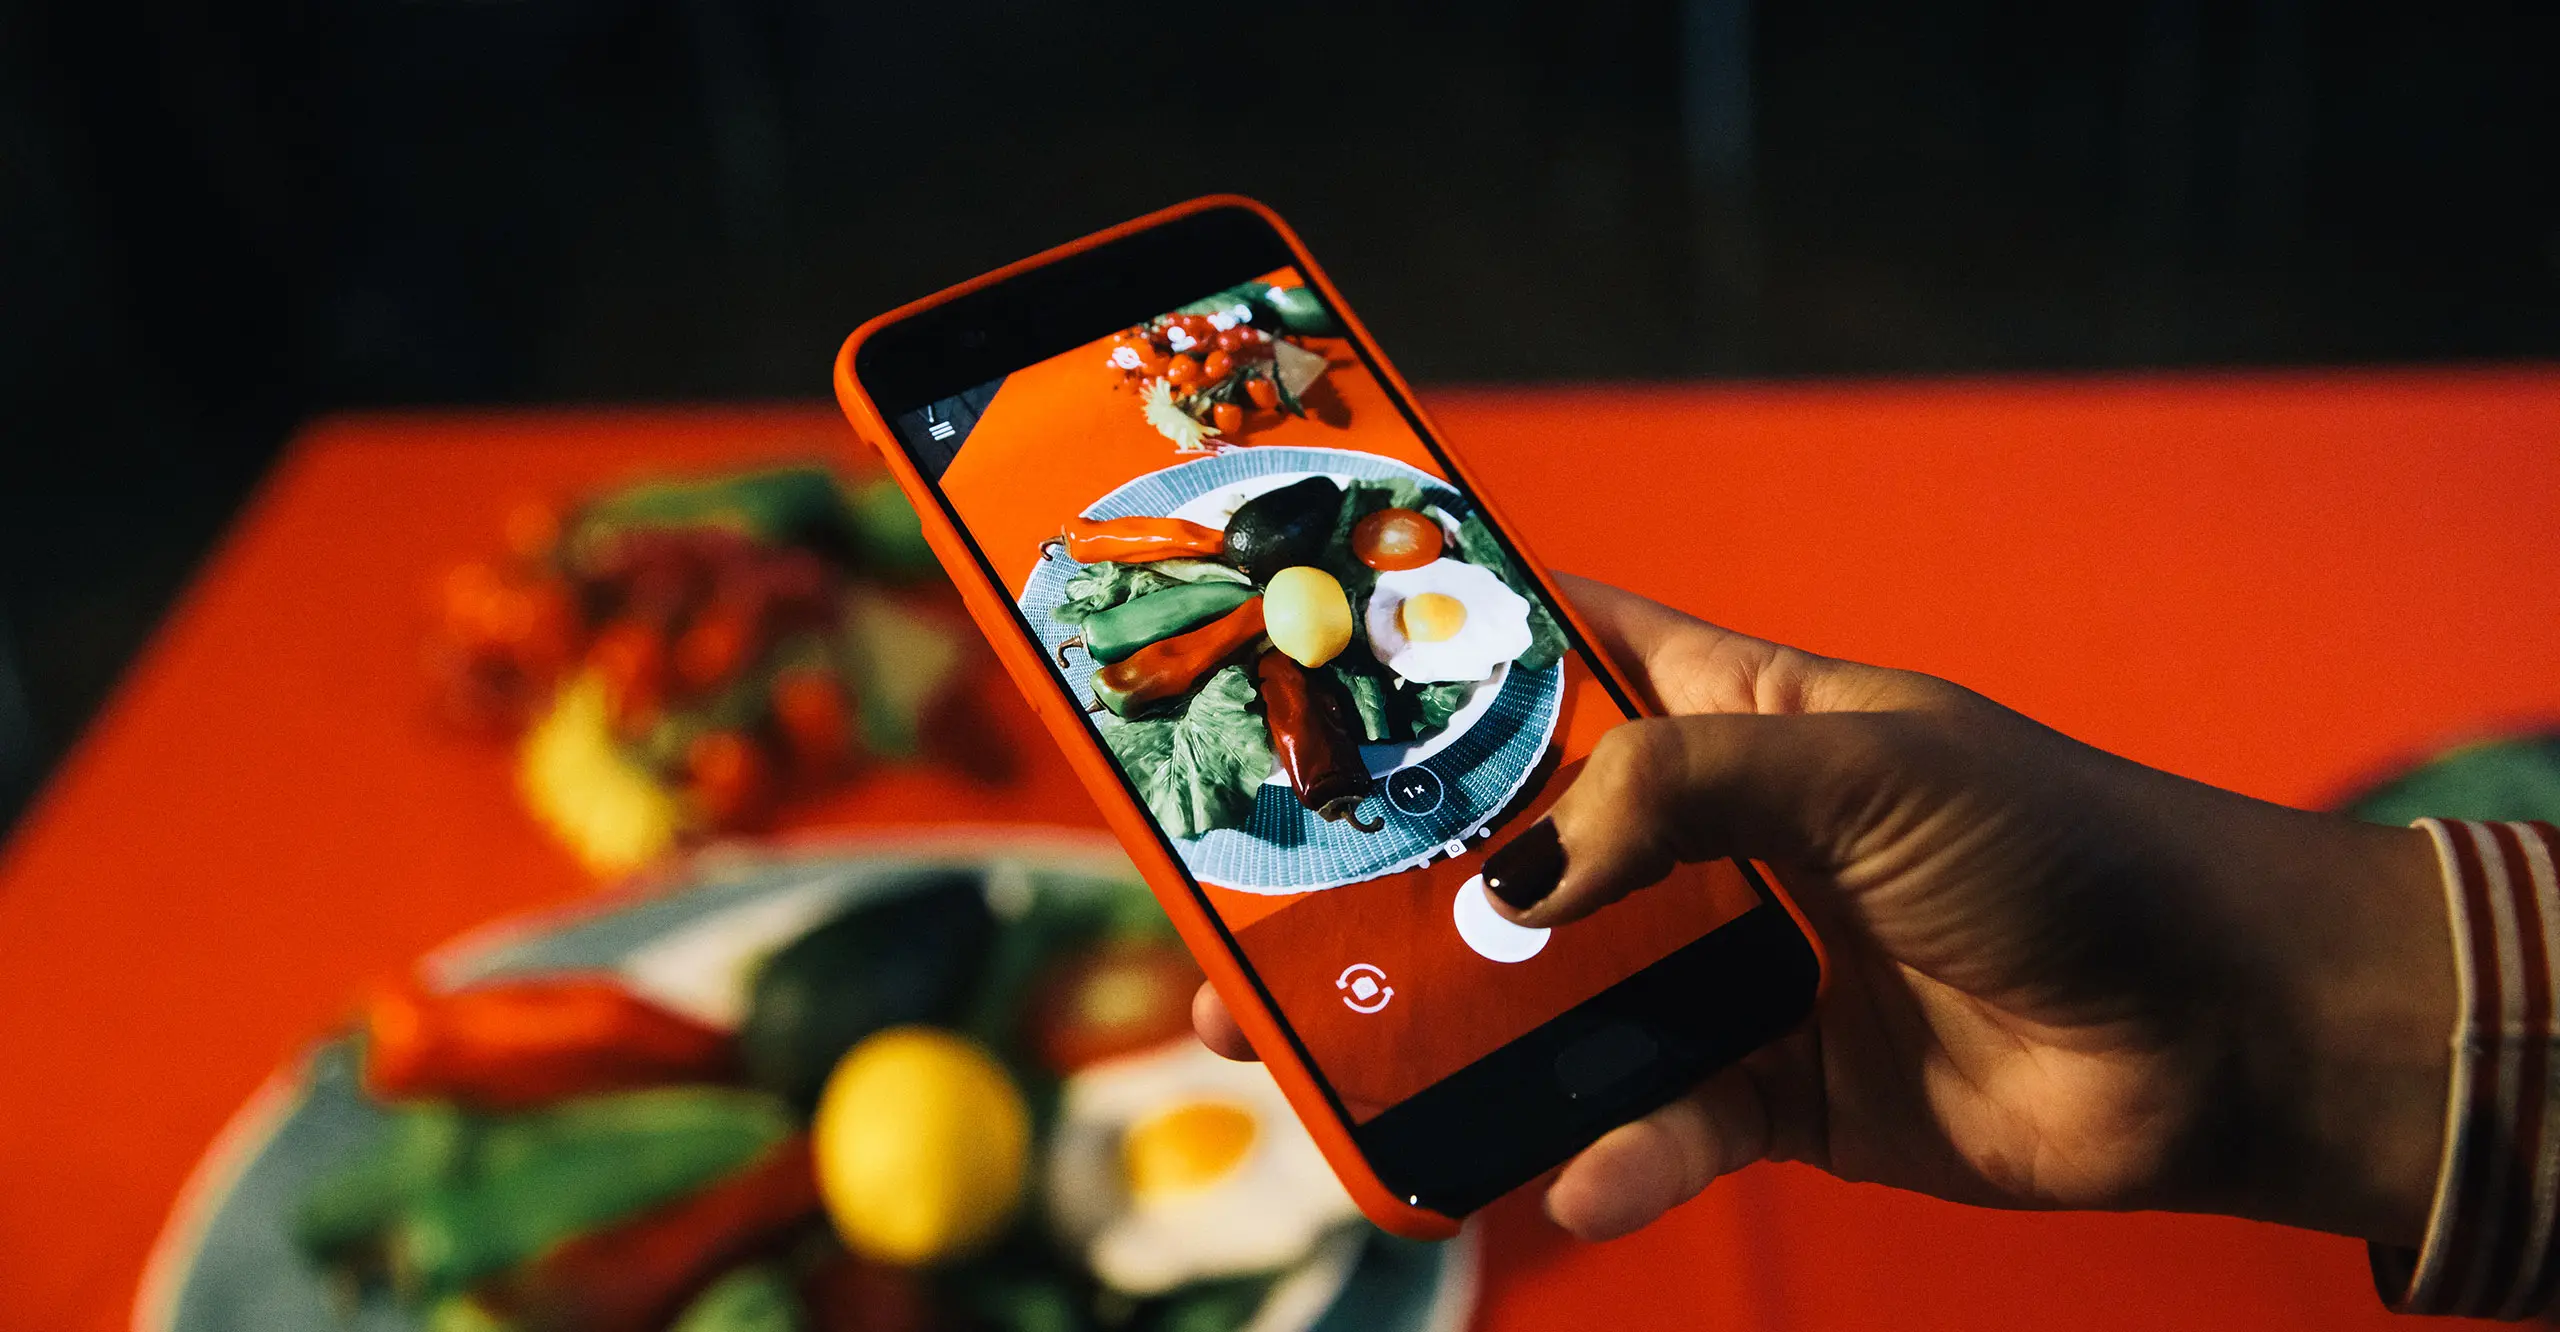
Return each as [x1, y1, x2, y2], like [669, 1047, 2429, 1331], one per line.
[6, 373, 2557, 1331]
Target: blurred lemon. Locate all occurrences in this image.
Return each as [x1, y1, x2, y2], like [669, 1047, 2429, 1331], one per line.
[813, 1026, 1028, 1265]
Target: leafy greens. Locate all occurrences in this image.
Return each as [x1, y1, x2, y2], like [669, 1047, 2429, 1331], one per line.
[1333, 668, 1473, 744]
[1099, 666, 1272, 841]
[1453, 511, 1567, 672]
[1054, 559, 1247, 625]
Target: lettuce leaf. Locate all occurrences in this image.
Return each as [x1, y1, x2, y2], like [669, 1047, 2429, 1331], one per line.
[1452, 512, 1567, 672]
[1054, 559, 1247, 625]
[1100, 666, 1272, 840]
[1416, 680, 1473, 730]
[1332, 667, 1476, 744]
[1335, 668, 1398, 743]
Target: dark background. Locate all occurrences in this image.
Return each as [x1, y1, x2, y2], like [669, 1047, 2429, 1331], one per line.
[5, 0, 2557, 831]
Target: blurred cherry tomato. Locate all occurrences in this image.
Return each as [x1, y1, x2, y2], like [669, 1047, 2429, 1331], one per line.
[674, 605, 756, 693]
[1244, 377, 1281, 410]
[1200, 349, 1235, 382]
[1163, 314, 1216, 349]
[1352, 507, 1446, 571]
[1162, 354, 1202, 388]
[501, 498, 564, 565]
[1211, 401, 1245, 435]
[587, 618, 669, 732]
[685, 730, 773, 827]
[436, 564, 502, 639]
[1214, 325, 1254, 353]
[770, 669, 853, 777]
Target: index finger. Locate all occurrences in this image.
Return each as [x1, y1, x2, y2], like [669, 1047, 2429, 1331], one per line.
[1553, 572, 1894, 717]
[1552, 573, 1788, 716]
[1191, 982, 1259, 1062]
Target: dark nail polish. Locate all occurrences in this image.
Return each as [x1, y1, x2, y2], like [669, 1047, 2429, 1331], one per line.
[1484, 818, 1565, 912]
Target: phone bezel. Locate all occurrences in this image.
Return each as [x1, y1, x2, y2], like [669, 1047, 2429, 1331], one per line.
[852, 202, 1820, 1215]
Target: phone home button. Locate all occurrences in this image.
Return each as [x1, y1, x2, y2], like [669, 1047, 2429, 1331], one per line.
[1554, 1022, 1660, 1100]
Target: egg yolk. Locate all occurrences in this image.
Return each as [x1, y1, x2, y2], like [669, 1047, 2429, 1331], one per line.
[1399, 592, 1469, 643]
[1121, 1101, 1258, 1199]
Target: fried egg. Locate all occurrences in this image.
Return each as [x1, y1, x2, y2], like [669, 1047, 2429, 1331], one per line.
[1046, 1041, 1358, 1296]
[1362, 558, 1534, 684]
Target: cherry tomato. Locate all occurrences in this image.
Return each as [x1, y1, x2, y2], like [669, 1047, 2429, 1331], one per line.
[1162, 354, 1203, 388]
[1211, 401, 1245, 435]
[1200, 349, 1235, 382]
[586, 618, 669, 732]
[1244, 377, 1281, 410]
[674, 604, 756, 693]
[1214, 325, 1254, 353]
[1351, 507, 1446, 571]
[1163, 313, 1216, 350]
[770, 668, 853, 777]
[686, 729, 772, 827]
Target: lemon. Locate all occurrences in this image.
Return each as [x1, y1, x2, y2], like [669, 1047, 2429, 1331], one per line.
[1262, 566, 1352, 668]
[812, 1026, 1028, 1265]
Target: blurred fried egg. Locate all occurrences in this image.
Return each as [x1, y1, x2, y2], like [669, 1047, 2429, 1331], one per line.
[1046, 1041, 1358, 1295]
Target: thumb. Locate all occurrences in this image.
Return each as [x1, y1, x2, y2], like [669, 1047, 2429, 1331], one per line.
[1484, 710, 1895, 928]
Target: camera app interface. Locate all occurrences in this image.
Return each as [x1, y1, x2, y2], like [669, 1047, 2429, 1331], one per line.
[892, 271, 1755, 1120]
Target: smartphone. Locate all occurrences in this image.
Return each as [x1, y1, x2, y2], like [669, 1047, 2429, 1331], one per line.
[836, 196, 1822, 1238]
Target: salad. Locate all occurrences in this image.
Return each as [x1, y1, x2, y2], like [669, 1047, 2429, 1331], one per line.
[1100, 283, 1345, 453]
[1043, 461, 1567, 843]
[427, 465, 1005, 874]
[283, 858, 1401, 1332]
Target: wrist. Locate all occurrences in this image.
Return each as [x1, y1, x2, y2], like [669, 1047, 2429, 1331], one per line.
[2213, 810, 2453, 1246]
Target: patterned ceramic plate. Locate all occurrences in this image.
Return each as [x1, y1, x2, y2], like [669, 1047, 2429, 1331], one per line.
[136, 829, 1475, 1332]
[1019, 448, 1564, 894]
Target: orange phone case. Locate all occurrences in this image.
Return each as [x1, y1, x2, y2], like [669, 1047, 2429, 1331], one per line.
[835, 194, 1824, 1240]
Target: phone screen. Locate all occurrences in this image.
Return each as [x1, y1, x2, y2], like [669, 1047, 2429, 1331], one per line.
[886, 268, 1759, 1124]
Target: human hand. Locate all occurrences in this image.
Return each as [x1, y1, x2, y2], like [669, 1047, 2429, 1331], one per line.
[1196, 575, 2453, 1247]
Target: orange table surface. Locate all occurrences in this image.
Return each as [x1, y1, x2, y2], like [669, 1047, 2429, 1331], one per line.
[6, 373, 2557, 1332]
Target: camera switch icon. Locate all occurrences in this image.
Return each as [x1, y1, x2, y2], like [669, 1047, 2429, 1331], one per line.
[1337, 963, 1394, 1014]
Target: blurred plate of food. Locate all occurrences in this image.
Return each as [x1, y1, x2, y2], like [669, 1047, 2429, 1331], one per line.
[429, 465, 1013, 877]
[138, 829, 1474, 1332]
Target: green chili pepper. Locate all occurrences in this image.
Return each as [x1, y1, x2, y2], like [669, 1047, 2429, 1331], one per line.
[1058, 582, 1256, 667]
[670, 1266, 807, 1332]
[1090, 598, 1265, 718]
[388, 1087, 795, 1299]
[294, 1101, 475, 1268]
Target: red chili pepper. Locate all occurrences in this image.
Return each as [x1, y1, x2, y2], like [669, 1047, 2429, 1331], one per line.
[1254, 650, 1378, 826]
[1050, 515, 1224, 564]
[1090, 597, 1264, 717]
[459, 1139, 820, 1332]
[361, 977, 735, 1110]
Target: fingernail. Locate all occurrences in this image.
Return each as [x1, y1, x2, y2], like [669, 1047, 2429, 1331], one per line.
[1484, 818, 1565, 913]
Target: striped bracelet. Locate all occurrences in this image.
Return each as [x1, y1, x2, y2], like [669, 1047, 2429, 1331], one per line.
[2372, 818, 2560, 1318]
